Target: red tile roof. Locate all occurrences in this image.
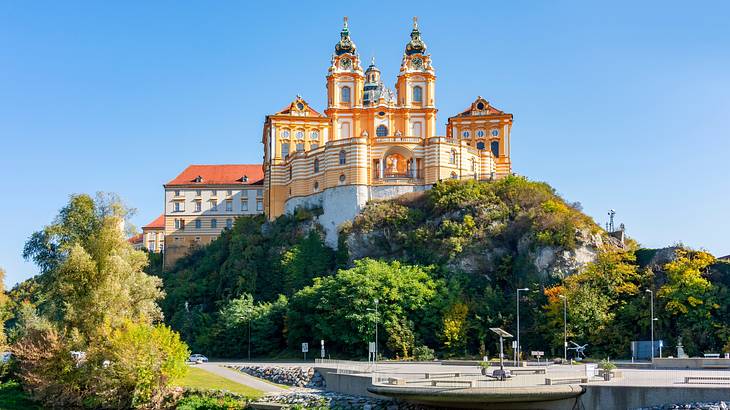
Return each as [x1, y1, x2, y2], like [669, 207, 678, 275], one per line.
[165, 164, 264, 187]
[127, 233, 143, 244]
[143, 214, 165, 230]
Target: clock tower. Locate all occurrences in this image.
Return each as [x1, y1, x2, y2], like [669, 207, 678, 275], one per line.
[326, 17, 365, 140]
[395, 17, 437, 139]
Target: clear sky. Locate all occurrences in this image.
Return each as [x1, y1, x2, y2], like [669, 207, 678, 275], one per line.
[1, 1, 729, 286]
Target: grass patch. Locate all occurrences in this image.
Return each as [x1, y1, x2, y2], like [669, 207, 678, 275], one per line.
[0, 380, 41, 409]
[175, 367, 263, 399]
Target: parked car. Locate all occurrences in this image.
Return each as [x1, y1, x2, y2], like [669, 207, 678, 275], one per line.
[188, 354, 208, 364]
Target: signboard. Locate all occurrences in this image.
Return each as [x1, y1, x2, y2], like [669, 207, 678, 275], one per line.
[585, 363, 598, 377]
[301, 342, 309, 353]
[368, 342, 376, 353]
[531, 351, 544, 357]
[512, 341, 517, 349]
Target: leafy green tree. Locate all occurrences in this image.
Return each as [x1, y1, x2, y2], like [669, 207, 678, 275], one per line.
[287, 258, 440, 357]
[280, 230, 335, 295]
[441, 302, 468, 355]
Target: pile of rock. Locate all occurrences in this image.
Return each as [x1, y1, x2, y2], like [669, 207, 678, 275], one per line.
[257, 391, 396, 409]
[634, 402, 728, 410]
[227, 365, 325, 388]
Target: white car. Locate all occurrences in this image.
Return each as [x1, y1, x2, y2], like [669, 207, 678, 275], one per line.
[188, 354, 208, 364]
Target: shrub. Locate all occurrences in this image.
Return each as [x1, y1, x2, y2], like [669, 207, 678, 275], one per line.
[176, 394, 247, 410]
[89, 321, 190, 408]
[413, 345, 435, 361]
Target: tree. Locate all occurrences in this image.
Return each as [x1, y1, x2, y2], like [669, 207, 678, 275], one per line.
[441, 302, 468, 355]
[287, 258, 440, 357]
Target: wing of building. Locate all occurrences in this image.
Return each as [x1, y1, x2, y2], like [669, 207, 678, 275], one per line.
[162, 164, 264, 267]
[262, 18, 514, 246]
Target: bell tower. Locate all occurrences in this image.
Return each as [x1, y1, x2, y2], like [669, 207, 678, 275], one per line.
[396, 17, 437, 138]
[325, 17, 365, 140]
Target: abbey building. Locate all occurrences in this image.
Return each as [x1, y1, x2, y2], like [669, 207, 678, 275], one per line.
[262, 18, 513, 245]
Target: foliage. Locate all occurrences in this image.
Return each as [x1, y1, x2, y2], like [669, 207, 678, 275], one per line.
[176, 393, 247, 410]
[412, 345, 435, 361]
[287, 258, 440, 356]
[88, 321, 190, 409]
[161, 214, 336, 355]
[599, 359, 616, 372]
[0, 380, 41, 409]
[441, 302, 469, 355]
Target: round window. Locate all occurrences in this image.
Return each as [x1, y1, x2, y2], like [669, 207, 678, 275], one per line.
[476, 130, 485, 138]
[462, 131, 470, 138]
[296, 131, 304, 139]
[477, 102, 485, 110]
[282, 130, 290, 138]
[339, 174, 346, 183]
[491, 129, 500, 137]
[378, 111, 386, 116]
[310, 130, 319, 139]
[296, 102, 304, 110]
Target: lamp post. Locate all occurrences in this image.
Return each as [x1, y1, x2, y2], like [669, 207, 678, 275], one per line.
[558, 295, 567, 362]
[646, 289, 655, 361]
[516, 288, 529, 366]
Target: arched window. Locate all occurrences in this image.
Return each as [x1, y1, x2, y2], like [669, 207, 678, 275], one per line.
[211, 219, 218, 229]
[314, 158, 320, 173]
[449, 150, 457, 164]
[339, 150, 347, 165]
[476, 141, 485, 150]
[281, 130, 290, 139]
[491, 141, 500, 158]
[341, 86, 351, 103]
[412, 86, 423, 102]
[376, 125, 388, 137]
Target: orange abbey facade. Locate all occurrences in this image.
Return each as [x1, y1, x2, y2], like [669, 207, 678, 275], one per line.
[261, 18, 513, 244]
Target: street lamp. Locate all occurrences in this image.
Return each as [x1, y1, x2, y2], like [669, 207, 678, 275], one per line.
[646, 289, 656, 361]
[558, 295, 567, 362]
[516, 288, 529, 366]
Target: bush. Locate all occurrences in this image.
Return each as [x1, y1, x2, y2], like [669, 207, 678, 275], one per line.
[413, 345, 435, 361]
[176, 394, 247, 410]
[90, 321, 190, 408]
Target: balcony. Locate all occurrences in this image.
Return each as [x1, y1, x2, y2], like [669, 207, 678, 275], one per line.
[373, 170, 424, 185]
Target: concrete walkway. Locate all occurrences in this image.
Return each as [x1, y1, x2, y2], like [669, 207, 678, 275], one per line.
[197, 363, 289, 393]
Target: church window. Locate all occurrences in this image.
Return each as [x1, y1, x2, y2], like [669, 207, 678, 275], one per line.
[281, 143, 290, 158]
[412, 86, 423, 102]
[476, 141, 485, 150]
[491, 129, 500, 137]
[296, 143, 304, 152]
[477, 102, 485, 110]
[376, 125, 388, 137]
[449, 150, 457, 164]
[339, 150, 347, 165]
[477, 130, 485, 138]
[211, 219, 217, 228]
[491, 141, 500, 158]
[281, 130, 290, 138]
[296, 131, 304, 139]
[341, 86, 351, 103]
[339, 174, 346, 183]
[314, 158, 320, 173]
[310, 130, 319, 139]
[462, 130, 470, 138]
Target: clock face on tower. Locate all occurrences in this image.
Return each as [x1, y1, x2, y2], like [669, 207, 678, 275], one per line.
[340, 58, 352, 69]
[412, 57, 423, 69]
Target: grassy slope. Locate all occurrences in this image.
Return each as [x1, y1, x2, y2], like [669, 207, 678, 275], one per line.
[175, 367, 264, 399]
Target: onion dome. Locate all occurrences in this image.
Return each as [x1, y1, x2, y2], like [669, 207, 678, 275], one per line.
[335, 17, 357, 56]
[405, 17, 427, 56]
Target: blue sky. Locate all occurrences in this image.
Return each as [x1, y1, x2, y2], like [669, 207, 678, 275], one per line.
[1, 1, 729, 286]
